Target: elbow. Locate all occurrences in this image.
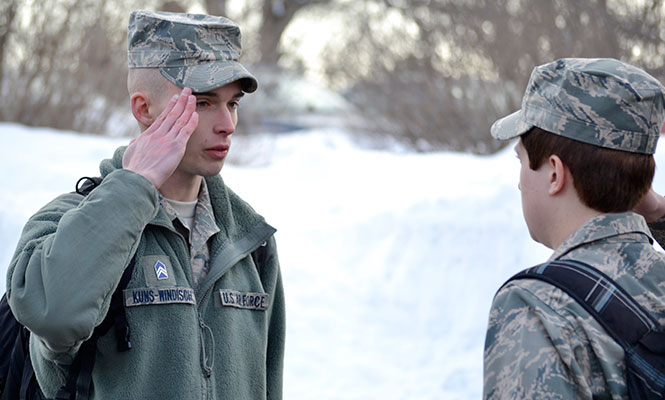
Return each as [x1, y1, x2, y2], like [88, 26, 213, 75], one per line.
[8, 288, 97, 351]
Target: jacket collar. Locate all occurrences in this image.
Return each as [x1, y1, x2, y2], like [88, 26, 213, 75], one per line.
[549, 212, 653, 261]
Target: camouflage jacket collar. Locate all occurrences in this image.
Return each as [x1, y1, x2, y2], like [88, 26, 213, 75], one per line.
[549, 212, 653, 261]
[159, 179, 221, 254]
[101, 145, 273, 250]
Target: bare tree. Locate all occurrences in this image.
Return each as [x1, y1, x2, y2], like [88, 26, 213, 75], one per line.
[225, 0, 335, 65]
[318, 0, 665, 153]
[0, 0, 141, 134]
[257, 0, 330, 64]
[3, 0, 663, 153]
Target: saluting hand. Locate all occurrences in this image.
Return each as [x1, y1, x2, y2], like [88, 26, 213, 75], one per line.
[123, 87, 199, 189]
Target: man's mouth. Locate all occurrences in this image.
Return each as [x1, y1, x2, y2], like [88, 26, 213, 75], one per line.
[205, 145, 229, 159]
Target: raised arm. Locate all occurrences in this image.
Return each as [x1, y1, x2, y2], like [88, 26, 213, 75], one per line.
[6, 88, 198, 355]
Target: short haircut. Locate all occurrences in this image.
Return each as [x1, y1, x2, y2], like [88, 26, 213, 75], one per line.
[521, 127, 655, 213]
[127, 68, 170, 100]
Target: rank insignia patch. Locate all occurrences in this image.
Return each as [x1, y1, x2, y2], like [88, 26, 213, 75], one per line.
[154, 260, 169, 280]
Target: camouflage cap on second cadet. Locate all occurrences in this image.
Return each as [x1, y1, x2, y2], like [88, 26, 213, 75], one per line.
[491, 58, 665, 154]
[128, 10, 257, 93]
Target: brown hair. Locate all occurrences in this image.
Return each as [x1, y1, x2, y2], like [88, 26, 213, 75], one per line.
[521, 127, 654, 213]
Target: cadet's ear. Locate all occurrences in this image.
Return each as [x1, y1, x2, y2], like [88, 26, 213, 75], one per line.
[548, 154, 567, 196]
[130, 92, 154, 128]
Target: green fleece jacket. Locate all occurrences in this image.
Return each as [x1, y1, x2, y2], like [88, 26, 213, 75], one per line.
[6, 147, 285, 399]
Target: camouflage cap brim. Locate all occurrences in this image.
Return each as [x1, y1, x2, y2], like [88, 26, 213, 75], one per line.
[159, 61, 258, 93]
[490, 109, 533, 141]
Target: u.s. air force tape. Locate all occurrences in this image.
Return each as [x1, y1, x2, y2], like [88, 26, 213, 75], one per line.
[124, 287, 196, 307]
[219, 289, 269, 311]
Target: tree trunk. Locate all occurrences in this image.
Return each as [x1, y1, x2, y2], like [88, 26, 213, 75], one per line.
[257, 0, 330, 65]
[159, 1, 186, 13]
[0, 0, 18, 86]
[258, 1, 295, 65]
[205, 0, 227, 17]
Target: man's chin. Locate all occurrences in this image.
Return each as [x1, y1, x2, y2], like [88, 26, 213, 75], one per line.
[202, 163, 225, 177]
[525, 227, 546, 248]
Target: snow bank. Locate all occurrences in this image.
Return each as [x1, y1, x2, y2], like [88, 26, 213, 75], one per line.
[1, 123, 663, 399]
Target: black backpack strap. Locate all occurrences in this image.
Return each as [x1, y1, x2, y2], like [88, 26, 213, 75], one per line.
[74, 177, 103, 197]
[18, 348, 44, 400]
[505, 259, 665, 396]
[250, 241, 269, 278]
[505, 259, 660, 348]
[1, 324, 29, 400]
[0, 293, 23, 396]
[54, 256, 136, 400]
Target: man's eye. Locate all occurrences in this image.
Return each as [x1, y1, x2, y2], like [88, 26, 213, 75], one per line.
[196, 100, 209, 108]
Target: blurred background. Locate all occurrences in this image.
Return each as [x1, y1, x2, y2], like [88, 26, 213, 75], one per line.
[1, 0, 664, 153]
[2, 1, 665, 398]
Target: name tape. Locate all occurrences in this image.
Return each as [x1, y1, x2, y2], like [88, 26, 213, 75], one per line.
[219, 289, 269, 311]
[124, 287, 196, 307]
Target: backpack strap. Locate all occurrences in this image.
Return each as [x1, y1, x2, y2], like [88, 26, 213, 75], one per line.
[250, 241, 269, 278]
[505, 259, 660, 349]
[53, 176, 136, 400]
[0, 294, 23, 397]
[75, 177, 103, 197]
[505, 259, 665, 395]
[54, 257, 136, 400]
[0, 310, 39, 400]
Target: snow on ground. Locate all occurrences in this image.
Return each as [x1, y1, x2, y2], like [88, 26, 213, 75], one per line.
[1, 122, 664, 399]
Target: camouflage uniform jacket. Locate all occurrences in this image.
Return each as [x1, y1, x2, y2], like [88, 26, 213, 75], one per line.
[6, 146, 285, 399]
[484, 212, 665, 399]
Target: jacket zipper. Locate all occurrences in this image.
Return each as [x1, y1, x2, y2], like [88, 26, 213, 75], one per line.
[151, 220, 213, 397]
[154, 219, 275, 399]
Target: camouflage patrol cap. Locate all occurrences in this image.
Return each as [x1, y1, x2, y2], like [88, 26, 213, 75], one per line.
[128, 10, 257, 93]
[491, 58, 665, 154]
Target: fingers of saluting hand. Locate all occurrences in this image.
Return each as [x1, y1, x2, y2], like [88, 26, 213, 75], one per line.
[143, 87, 196, 137]
[170, 93, 199, 141]
[121, 87, 199, 188]
[158, 87, 195, 136]
[142, 92, 178, 136]
[180, 100, 199, 139]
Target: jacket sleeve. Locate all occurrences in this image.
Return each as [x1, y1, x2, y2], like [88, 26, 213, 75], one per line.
[6, 169, 160, 355]
[483, 284, 591, 399]
[264, 236, 285, 400]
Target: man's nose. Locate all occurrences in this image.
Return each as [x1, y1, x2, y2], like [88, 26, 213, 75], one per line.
[214, 108, 236, 135]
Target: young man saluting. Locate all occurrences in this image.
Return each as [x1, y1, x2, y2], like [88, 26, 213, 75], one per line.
[484, 58, 665, 398]
[6, 10, 284, 399]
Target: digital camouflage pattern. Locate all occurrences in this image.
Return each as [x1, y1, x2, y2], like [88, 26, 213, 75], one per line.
[128, 10, 258, 93]
[491, 58, 665, 154]
[160, 180, 220, 287]
[484, 212, 665, 399]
